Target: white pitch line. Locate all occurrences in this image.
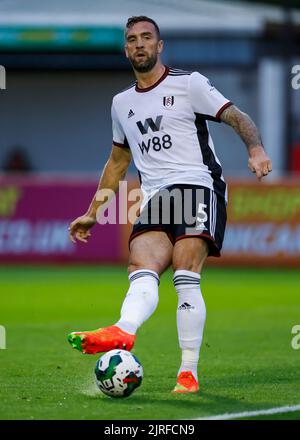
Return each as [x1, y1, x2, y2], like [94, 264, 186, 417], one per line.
[195, 404, 300, 420]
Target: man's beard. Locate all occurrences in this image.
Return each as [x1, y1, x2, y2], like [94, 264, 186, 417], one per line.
[130, 53, 158, 73]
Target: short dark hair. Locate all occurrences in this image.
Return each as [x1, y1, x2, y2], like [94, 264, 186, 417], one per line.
[126, 16, 161, 39]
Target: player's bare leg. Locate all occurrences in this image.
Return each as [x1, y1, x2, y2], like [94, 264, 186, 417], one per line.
[171, 237, 209, 393]
[173, 236, 209, 273]
[128, 230, 173, 275]
[68, 231, 172, 354]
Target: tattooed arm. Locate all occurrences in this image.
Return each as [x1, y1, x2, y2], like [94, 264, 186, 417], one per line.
[220, 105, 272, 180]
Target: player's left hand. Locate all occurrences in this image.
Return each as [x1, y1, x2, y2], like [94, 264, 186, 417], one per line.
[248, 146, 272, 180]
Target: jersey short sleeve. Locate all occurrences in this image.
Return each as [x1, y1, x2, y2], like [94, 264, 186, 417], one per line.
[188, 72, 233, 122]
[111, 99, 130, 149]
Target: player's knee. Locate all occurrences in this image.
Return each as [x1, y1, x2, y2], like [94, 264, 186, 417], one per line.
[173, 262, 200, 273]
[128, 263, 161, 276]
[128, 263, 143, 274]
[172, 256, 206, 273]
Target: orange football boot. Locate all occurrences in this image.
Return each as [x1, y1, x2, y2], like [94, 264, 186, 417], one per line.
[67, 325, 136, 355]
[172, 371, 199, 394]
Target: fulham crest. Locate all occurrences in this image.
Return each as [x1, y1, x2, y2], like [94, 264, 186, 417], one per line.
[163, 96, 174, 108]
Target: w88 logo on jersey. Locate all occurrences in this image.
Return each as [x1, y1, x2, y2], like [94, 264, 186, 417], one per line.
[136, 115, 172, 154]
[138, 135, 172, 155]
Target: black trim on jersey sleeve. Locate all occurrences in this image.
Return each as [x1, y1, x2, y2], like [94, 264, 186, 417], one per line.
[198, 101, 233, 123]
[194, 113, 227, 200]
[113, 137, 130, 149]
[196, 102, 234, 123]
[188, 72, 233, 122]
[215, 101, 234, 121]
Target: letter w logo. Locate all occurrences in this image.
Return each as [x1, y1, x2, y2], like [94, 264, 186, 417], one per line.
[136, 115, 163, 135]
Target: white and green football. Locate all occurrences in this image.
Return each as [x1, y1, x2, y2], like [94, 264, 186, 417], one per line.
[95, 349, 143, 398]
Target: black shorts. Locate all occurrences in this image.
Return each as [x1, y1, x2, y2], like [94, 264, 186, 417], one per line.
[129, 184, 227, 257]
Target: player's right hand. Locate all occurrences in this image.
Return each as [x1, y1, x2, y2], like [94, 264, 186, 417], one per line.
[68, 215, 97, 244]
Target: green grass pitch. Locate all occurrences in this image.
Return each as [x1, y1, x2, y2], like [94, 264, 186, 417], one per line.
[0, 265, 299, 420]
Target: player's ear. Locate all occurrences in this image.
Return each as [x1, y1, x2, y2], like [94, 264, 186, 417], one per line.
[157, 39, 164, 54]
[124, 31, 129, 58]
[124, 44, 129, 59]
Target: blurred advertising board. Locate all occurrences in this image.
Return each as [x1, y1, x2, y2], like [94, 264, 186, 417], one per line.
[0, 175, 299, 267]
[220, 179, 300, 267]
[0, 175, 121, 263]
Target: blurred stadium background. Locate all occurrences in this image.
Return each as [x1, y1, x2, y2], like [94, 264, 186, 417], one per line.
[0, 0, 300, 267]
[1, 0, 300, 421]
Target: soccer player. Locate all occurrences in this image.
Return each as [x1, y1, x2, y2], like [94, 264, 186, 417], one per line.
[68, 16, 272, 393]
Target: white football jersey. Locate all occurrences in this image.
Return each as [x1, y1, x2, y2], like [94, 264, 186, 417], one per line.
[112, 66, 232, 208]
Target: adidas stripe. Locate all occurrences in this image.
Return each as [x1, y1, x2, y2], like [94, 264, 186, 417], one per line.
[174, 275, 200, 287]
[129, 270, 160, 285]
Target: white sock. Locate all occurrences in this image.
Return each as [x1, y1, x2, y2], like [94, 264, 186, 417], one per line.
[174, 270, 206, 381]
[180, 348, 200, 380]
[115, 269, 159, 335]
